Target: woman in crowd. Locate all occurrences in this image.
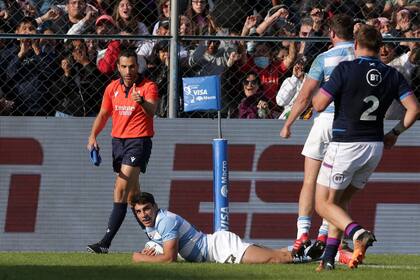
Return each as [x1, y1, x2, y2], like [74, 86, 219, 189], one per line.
[184, 0, 219, 36]
[238, 72, 272, 119]
[113, 0, 149, 35]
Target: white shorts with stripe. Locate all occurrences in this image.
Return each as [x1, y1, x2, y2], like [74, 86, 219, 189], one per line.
[206, 231, 251, 264]
[317, 142, 384, 190]
[301, 114, 334, 161]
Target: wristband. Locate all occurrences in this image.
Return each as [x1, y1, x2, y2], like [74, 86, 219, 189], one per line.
[139, 96, 145, 105]
[391, 128, 401, 136]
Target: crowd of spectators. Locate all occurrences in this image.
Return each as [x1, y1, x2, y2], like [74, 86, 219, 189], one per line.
[0, 0, 419, 118]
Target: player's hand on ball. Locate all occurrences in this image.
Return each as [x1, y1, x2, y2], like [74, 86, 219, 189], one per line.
[141, 247, 157, 256]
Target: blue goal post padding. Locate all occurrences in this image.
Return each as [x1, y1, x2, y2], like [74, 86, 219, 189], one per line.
[213, 138, 229, 232]
[182, 75, 221, 112]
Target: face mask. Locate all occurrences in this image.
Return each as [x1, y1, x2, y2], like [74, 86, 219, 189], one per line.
[246, 41, 256, 53]
[254, 56, 270, 69]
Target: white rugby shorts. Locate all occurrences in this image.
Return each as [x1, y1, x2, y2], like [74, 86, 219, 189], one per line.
[317, 141, 384, 190]
[301, 114, 334, 161]
[206, 231, 251, 264]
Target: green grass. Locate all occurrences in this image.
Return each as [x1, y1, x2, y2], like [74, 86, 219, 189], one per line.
[0, 253, 419, 280]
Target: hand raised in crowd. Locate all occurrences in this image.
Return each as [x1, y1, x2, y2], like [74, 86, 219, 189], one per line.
[31, 39, 41, 55]
[84, 5, 97, 22]
[41, 7, 61, 22]
[244, 15, 258, 31]
[0, 10, 9, 19]
[131, 84, 145, 105]
[18, 39, 33, 59]
[269, 7, 289, 22]
[257, 100, 269, 110]
[227, 51, 241, 67]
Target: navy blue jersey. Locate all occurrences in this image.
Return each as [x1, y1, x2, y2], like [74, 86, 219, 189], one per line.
[320, 57, 412, 142]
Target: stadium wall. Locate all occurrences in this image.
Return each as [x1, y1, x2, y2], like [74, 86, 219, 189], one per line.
[0, 118, 419, 253]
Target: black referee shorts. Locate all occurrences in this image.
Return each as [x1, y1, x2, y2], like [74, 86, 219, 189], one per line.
[112, 137, 152, 173]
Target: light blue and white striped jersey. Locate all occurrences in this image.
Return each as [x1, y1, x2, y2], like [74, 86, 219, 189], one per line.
[146, 209, 207, 262]
[308, 41, 355, 114]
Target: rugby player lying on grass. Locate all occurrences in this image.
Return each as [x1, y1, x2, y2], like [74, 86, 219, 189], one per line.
[131, 192, 352, 264]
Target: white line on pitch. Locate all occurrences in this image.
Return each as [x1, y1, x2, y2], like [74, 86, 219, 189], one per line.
[362, 264, 419, 270]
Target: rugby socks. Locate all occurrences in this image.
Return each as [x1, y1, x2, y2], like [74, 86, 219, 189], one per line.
[344, 222, 365, 242]
[317, 219, 329, 242]
[100, 202, 127, 248]
[323, 237, 340, 264]
[296, 216, 311, 239]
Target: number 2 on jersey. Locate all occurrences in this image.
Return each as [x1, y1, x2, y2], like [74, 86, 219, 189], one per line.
[360, 95, 379, 121]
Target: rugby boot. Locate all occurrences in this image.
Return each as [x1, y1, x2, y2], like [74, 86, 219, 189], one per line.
[348, 231, 376, 269]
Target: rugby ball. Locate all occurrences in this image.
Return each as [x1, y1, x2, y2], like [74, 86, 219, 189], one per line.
[144, 241, 164, 255]
[143, 241, 185, 261]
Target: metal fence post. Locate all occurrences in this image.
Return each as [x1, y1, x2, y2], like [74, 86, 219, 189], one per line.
[168, 0, 180, 119]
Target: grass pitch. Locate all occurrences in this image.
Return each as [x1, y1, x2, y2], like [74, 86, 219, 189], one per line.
[0, 253, 419, 280]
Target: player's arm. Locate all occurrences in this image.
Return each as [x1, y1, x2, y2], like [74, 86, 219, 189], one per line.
[132, 239, 178, 263]
[312, 88, 333, 112]
[384, 94, 420, 148]
[312, 64, 343, 113]
[279, 77, 319, 138]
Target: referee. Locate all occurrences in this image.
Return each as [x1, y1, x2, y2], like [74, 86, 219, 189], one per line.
[86, 48, 159, 253]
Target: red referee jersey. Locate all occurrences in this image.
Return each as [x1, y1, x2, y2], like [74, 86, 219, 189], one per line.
[101, 77, 159, 138]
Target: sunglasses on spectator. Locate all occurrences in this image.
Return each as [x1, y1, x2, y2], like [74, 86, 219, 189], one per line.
[243, 80, 257, 86]
[310, 11, 322, 16]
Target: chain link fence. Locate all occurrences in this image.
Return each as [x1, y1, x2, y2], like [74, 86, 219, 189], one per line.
[0, 0, 420, 118]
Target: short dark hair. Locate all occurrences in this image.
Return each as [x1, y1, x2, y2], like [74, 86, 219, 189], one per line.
[329, 14, 354, 41]
[356, 24, 382, 53]
[130, 192, 156, 207]
[16, 17, 37, 31]
[118, 48, 138, 63]
[243, 71, 261, 87]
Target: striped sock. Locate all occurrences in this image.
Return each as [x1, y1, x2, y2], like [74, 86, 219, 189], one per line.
[317, 219, 329, 241]
[323, 237, 340, 264]
[297, 216, 311, 239]
[345, 222, 364, 241]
